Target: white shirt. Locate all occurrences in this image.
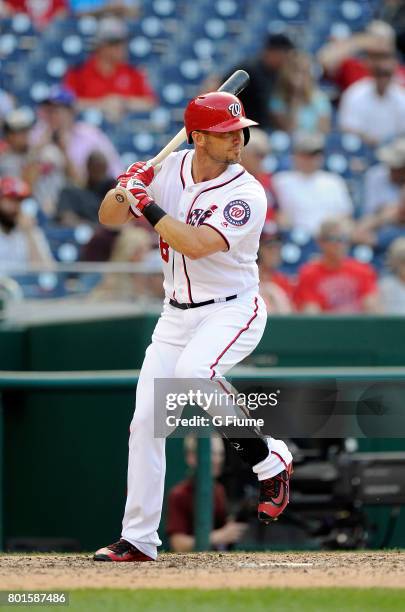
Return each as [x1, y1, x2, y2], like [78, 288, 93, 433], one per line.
[273, 170, 353, 235]
[338, 78, 405, 144]
[0, 226, 52, 272]
[146, 150, 267, 303]
[380, 275, 405, 314]
[363, 164, 400, 215]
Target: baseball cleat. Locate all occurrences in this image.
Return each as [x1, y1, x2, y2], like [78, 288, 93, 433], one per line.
[93, 539, 154, 562]
[258, 462, 293, 524]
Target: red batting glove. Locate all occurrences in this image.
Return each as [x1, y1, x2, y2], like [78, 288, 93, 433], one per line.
[117, 161, 154, 189]
[117, 161, 145, 188]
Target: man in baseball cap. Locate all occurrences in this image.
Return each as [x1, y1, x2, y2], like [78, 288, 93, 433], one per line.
[208, 33, 295, 129]
[363, 137, 405, 216]
[0, 176, 53, 268]
[0, 108, 36, 178]
[353, 137, 405, 246]
[63, 15, 156, 121]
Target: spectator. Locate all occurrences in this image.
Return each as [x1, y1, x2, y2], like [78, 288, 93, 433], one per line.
[64, 16, 157, 122]
[206, 34, 295, 129]
[258, 227, 294, 314]
[380, 237, 405, 313]
[318, 20, 405, 94]
[363, 137, 405, 216]
[270, 51, 332, 134]
[240, 128, 277, 220]
[89, 225, 156, 301]
[80, 226, 119, 261]
[0, 107, 36, 178]
[166, 435, 247, 552]
[273, 133, 353, 236]
[0, 107, 69, 216]
[294, 219, 380, 314]
[31, 85, 122, 183]
[338, 53, 405, 146]
[353, 184, 405, 251]
[2, 0, 67, 28]
[56, 151, 115, 225]
[353, 141, 405, 248]
[0, 176, 53, 270]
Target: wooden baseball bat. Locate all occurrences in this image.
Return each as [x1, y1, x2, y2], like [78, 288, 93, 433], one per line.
[112, 70, 250, 209]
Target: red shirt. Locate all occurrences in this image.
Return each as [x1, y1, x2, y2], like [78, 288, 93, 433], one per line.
[294, 258, 377, 313]
[5, 0, 66, 28]
[166, 478, 227, 538]
[334, 57, 405, 91]
[64, 56, 156, 100]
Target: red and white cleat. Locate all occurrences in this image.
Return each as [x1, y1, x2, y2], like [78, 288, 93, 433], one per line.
[93, 539, 154, 562]
[257, 462, 293, 523]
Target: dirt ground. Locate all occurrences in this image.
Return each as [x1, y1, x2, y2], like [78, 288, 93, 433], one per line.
[0, 551, 404, 590]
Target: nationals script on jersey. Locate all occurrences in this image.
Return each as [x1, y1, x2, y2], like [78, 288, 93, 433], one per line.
[145, 150, 267, 303]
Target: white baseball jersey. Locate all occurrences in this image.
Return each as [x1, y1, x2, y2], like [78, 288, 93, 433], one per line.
[146, 150, 267, 303]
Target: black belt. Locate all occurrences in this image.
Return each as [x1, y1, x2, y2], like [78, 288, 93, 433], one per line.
[169, 295, 237, 310]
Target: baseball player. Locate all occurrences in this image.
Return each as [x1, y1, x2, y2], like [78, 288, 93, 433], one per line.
[94, 92, 293, 562]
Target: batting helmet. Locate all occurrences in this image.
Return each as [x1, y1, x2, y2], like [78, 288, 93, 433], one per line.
[184, 91, 258, 145]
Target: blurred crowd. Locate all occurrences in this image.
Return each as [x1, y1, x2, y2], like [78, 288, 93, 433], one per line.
[1, 0, 405, 314]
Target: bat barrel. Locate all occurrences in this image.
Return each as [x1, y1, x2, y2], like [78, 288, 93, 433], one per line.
[217, 69, 250, 96]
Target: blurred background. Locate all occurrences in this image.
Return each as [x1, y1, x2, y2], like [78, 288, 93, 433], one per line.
[1, 0, 405, 554]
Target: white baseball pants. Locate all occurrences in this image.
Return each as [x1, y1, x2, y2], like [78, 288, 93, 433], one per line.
[121, 289, 292, 559]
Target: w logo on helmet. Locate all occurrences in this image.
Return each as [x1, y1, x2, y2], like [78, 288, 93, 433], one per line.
[228, 102, 241, 117]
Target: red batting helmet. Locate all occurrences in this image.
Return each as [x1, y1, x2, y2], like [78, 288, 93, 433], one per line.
[0, 176, 30, 199]
[184, 91, 258, 145]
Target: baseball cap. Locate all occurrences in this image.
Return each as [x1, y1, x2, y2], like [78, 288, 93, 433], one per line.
[265, 33, 295, 51]
[45, 85, 76, 107]
[0, 176, 30, 199]
[377, 138, 405, 169]
[4, 107, 35, 132]
[95, 16, 128, 45]
[292, 132, 325, 154]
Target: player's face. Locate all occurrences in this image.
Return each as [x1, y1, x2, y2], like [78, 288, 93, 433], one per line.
[200, 129, 244, 164]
